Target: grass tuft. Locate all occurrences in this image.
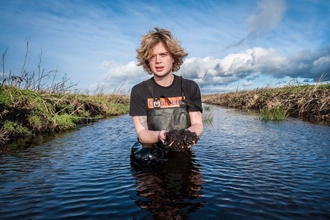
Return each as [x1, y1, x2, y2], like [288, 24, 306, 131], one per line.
[3, 120, 32, 136]
[202, 105, 215, 124]
[257, 107, 288, 122]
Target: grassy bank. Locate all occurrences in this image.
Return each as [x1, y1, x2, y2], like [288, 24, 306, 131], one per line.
[0, 85, 129, 149]
[1, 42, 131, 153]
[202, 83, 330, 124]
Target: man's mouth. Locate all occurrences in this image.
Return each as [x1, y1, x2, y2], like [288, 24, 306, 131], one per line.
[155, 67, 164, 71]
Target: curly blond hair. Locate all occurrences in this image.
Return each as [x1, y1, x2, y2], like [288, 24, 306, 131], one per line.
[136, 27, 188, 74]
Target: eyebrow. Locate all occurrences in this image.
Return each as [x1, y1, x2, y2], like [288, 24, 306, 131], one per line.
[152, 51, 169, 55]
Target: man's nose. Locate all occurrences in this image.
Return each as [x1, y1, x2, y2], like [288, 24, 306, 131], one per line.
[155, 55, 161, 63]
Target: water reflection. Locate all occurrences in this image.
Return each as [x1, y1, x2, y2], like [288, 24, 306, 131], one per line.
[131, 150, 205, 219]
[1, 109, 330, 219]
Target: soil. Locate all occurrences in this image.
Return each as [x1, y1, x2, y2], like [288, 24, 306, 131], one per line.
[164, 129, 199, 151]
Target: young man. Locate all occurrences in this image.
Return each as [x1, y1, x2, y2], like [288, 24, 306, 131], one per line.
[129, 27, 203, 164]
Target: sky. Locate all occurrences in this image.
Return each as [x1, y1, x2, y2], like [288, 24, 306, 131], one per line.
[1, 0, 330, 94]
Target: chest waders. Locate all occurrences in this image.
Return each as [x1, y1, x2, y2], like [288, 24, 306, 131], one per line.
[146, 76, 191, 131]
[130, 76, 202, 168]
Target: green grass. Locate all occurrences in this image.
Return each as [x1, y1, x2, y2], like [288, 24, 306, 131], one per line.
[28, 114, 43, 130]
[0, 85, 130, 144]
[202, 105, 215, 124]
[55, 114, 80, 130]
[3, 120, 32, 136]
[257, 107, 288, 122]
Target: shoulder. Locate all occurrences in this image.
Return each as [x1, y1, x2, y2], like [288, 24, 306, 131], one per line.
[132, 80, 146, 91]
[184, 78, 198, 87]
[131, 78, 153, 93]
[175, 75, 197, 85]
[130, 80, 148, 102]
[177, 75, 200, 91]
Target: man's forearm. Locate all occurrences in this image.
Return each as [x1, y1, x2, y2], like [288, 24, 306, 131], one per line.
[137, 129, 160, 144]
[187, 123, 203, 137]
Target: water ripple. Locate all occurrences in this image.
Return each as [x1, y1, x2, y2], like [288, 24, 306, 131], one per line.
[1, 109, 330, 219]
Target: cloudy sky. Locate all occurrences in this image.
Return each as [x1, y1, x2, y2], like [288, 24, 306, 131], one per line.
[1, 0, 330, 94]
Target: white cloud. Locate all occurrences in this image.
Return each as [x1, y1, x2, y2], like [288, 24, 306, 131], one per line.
[97, 61, 149, 91]
[276, 45, 330, 79]
[102, 61, 143, 79]
[219, 47, 289, 75]
[178, 47, 289, 86]
[243, 81, 254, 87]
[180, 57, 221, 78]
[247, 0, 286, 34]
[227, 0, 286, 48]
[313, 56, 330, 66]
[48, 43, 330, 92]
[177, 45, 330, 87]
[99, 61, 111, 70]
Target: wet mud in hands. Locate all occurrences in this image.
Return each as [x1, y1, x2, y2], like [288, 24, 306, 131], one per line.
[164, 129, 199, 151]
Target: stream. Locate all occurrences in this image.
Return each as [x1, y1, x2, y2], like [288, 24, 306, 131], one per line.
[1, 106, 330, 219]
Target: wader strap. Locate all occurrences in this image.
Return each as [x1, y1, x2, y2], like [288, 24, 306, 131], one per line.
[146, 79, 154, 99]
[182, 99, 203, 112]
[146, 79, 171, 105]
[180, 76, 185, 98]
[146, 79, 162, 108]
[180, 76, 203, 112]
[160, 95, 172, 105]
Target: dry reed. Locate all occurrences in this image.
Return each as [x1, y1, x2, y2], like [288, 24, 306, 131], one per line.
[202, 83, 330, 124]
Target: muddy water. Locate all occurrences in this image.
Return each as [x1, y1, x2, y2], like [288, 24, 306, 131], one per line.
[1, 107, 330, 219]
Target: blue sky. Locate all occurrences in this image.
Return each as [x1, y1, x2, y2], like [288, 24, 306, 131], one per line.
[1, 0, 330, 94]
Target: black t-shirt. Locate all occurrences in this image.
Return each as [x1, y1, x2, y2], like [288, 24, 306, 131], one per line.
[129, 74, 202, 116]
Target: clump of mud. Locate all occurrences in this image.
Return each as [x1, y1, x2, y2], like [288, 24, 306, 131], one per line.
[164, 129, 199, 151]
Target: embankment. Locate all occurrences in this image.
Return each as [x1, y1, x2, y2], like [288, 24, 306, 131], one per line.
[202, 83, 330, 125]
[0, 85, 130, 151]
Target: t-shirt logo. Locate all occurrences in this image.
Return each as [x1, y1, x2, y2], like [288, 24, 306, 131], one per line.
[147, 96, 183, 109]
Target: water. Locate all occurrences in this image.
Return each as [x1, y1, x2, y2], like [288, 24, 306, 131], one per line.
[1, 107, 330, 219]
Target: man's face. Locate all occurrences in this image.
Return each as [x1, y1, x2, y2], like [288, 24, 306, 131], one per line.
[149, 42, 174, 77]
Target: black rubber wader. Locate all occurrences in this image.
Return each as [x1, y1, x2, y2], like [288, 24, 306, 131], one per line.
[130, 77, 202, 168]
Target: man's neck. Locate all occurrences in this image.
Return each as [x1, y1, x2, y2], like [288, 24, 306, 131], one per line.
[154, 73, 174, 87]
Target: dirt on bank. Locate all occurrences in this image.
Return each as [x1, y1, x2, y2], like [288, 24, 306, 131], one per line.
[202, 83, 330, 125]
